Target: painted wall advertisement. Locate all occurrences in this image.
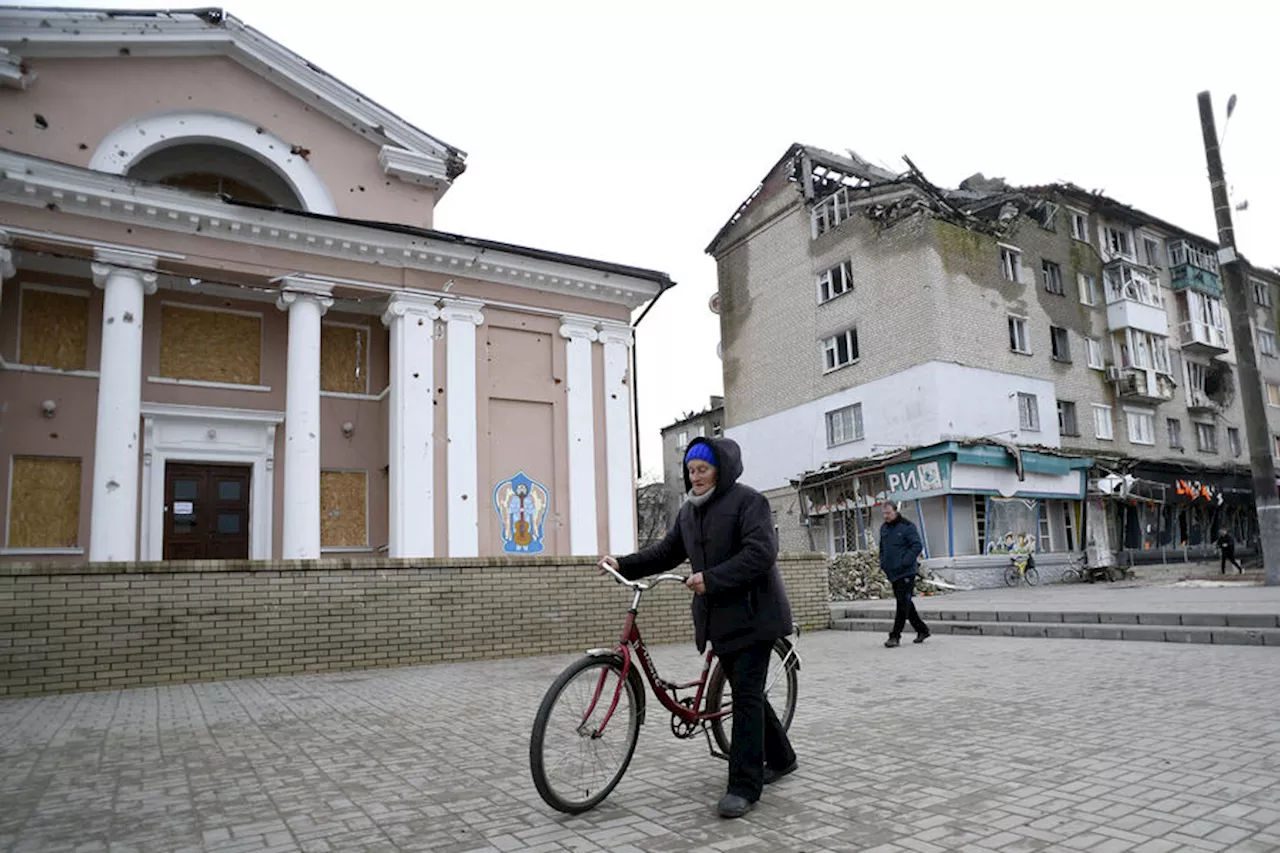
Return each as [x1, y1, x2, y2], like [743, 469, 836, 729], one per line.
[885, 458, 950, 502]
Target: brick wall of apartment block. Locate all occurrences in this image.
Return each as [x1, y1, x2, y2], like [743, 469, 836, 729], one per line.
[0, 553, 830, 698]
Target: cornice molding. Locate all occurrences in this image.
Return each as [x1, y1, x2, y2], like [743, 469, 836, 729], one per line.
[0, 8, 465, 189]
[0, 149, 663, 310]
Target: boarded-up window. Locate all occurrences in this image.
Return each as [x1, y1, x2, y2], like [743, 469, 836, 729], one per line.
[320, 470, 367, 547]
[159, 304, 261, 385]
[19, 287, 89, 370]
[321, 324, 368, 393]
[8, 457, 81, 548]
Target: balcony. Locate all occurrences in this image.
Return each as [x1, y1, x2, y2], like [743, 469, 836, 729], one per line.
[1168, 240, 1223, 297]
[1178, 319, 1229, 356]
[1113, 367, 1176, 404]
[1186, 388, 1222, 413]
[1105, 263, 1168, 336]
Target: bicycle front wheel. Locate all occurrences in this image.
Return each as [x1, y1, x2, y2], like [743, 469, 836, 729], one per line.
[529, 655, 640, 815]
[706, 637, 799, 757]
[1060, 567, 1082, 584]
[1003, 566, 1021, 587]
[1024, 566, 1040, 586]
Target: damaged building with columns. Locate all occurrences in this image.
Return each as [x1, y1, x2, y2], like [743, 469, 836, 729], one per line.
[0, 7, 672, 564]
[708, 144, 1280, 585]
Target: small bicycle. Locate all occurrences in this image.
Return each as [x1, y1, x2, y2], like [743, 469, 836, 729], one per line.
[1059, 551, 1125, 583]
[528, 564, 801, 815]
[1003, 553, 1040, 587]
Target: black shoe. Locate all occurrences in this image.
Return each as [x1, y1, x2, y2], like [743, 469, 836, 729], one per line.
[913, 631, 931, 644]
[884, 637, 900, 648]
[718, 793, 754, 818]
[764, 761, 797, 785]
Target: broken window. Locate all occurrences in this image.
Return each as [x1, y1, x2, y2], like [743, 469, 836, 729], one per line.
[1195, 422, 1217, 453]
[1104, 264, 1161, 307]
[1228, 428, 1242, 457]
[1169, 240, 1218, 272]
[811, 187, 853, 239]
[1167, 418, 1183, 449]
[817, 260, 854, 303]
[822, 328, 859, 371]
[825, 403, 864, 447]
[1050, 326, 1071, 362]
[159, 304, 262, 385]
[1042, 260, 1064, 295]
[1086, 337, 1105, 369]
[1069, 209, 1090, 242]
[1254, 277, 1273, 308]
[320, 323, 369, 394]
[1142, 235, 1162, 268]
[1057, 400, 1079, 436]
[1000, 245, 1023, 283]
[1078, 273, 1098, 306]
[19, 285, 90, 371]
[1103, 225, 1134, 259]
[320, 470, 368, 548]
[1008, 315, 1030, 354]
[1259, 330, 1277, 358]
[7, 456, 81, 548]
[1017, 393, 1039, 431]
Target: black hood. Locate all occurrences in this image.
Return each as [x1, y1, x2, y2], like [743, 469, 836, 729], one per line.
[682, 436, 744, 493]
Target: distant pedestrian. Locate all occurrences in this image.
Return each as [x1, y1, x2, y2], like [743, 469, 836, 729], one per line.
[879, 501, 930, 647]
[1217, 528, 1242, 574]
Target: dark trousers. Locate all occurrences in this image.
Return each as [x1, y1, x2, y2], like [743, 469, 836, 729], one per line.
[719, 639, 796, 802]
[1221, 549, 1241, 573]
[890, 576, 929, 639]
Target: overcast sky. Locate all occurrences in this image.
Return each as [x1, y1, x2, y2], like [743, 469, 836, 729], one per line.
[44, 0, 1280, 482]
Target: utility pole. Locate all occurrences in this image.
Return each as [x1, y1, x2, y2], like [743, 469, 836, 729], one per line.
[1197, 90, 1280, 586]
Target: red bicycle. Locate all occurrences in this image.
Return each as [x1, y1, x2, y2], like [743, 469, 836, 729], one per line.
[528, 564, 801, 814]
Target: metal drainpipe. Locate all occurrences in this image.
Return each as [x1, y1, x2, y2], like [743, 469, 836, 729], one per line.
[630, 289, 669, 478]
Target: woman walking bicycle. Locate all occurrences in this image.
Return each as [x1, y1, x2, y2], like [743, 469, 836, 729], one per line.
[600, 436, 797, 818]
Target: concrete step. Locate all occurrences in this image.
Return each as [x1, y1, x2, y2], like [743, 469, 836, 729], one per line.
[835, 607, 1280, 629]
[832, 617, 1280, 646]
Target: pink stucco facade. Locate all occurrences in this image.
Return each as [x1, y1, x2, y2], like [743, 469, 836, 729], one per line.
[0, 8, 669, 563]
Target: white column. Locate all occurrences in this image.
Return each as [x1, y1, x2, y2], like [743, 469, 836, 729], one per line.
[382, 292, 439, 558]
[88, 249, 157, 562]
[277, 280, 333, 559]
[560, 317, 599, 556]
[0, 232, 14, 308]
[440, 298, 485, 557]
[598, 322, 636, 554]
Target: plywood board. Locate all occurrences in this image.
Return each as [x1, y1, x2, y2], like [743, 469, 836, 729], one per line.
[8, 457, 81, 547]
[321, 324, 367, 394]
[159, 304, 261, 385]
[321, 470, 367, 547]
[20, 288, 88, 370]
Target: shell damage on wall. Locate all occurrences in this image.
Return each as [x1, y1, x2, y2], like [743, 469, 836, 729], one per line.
[493, 471, 549, 553]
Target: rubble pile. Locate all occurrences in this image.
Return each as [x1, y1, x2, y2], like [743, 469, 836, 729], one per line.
[827, 551, 950, 600]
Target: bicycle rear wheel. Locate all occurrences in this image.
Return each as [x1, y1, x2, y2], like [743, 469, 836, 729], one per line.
[1024, 566, 1040, 586]
[529, 655, 640, 814]
[706, 637, 799, 757]
[1003, 565, 1021, 587]
[1060, 567, 1082, 584]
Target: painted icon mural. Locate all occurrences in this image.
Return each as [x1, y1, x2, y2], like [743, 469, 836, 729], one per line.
[984, 497, 1040, 555]
[494, 471, 550, 553]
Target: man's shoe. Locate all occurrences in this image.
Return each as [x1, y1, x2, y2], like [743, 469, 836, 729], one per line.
[913, 631, 931, 644]
[764, 761, 797, 785]
[717, 793, 754, 819]
[884, 637, 900, 648]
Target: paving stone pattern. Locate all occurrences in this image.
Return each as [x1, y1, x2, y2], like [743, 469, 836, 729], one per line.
[2, 630, 1280, 852]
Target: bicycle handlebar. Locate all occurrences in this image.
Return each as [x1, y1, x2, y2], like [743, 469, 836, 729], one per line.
[599, 562, 689, 591]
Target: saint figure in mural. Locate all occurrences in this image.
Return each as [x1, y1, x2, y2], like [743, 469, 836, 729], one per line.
[494, 471, 549, 553]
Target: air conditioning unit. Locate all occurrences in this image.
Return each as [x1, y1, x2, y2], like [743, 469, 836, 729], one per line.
[1104, 366, 1123, 383]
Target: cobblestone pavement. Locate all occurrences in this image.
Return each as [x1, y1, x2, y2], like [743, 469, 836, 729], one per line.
[3, 630, 1280, 853]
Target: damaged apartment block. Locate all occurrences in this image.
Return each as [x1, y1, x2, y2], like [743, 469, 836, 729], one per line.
[707, 144, 1280, 588]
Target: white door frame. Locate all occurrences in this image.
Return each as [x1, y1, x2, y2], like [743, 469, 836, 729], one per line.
[140, 402, 284, 561]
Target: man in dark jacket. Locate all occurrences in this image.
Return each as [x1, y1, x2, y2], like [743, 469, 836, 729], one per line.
[599, 436, 796, 819]
[879, 501, 930, 648]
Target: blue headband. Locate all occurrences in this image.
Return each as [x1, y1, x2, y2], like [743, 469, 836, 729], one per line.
[685, 442, 717, 467]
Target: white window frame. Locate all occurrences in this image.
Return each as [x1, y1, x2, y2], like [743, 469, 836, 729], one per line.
[1125, 408, 1155, 446]
[1078, 273, 1098, 307]
[822, 328, 859, 373]
[1017, 392, 1040, 431]
[1253, 277, 1273, 308]
[1008, 315, 1030, 354]
[1259, 329, 1277, 358]
[811, 187, 852, 239]
[1141, 233, 1162, 269]
[1086, 337, 1105, 370]
[1069, 208, 1090, 243]
[1267, 383, 1280, 407]
[1093, 404, 1114, 441]
[1042, 260, 1064, 295]
[817, 260, 854, 303]
[825, 403, 864, 448]
[1057, 400, 1079, 436]
[1228, 427, 1242, 458]
[1103, 224, 1134, 260]
[1000, 245, 1024, 284]
[1167, 418, 1182, 449]
[677, 430, 688, 446]
[1195, 421, 1217, 453]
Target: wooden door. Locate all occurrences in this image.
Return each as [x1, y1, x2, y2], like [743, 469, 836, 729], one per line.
[163, 463, 252, 560]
